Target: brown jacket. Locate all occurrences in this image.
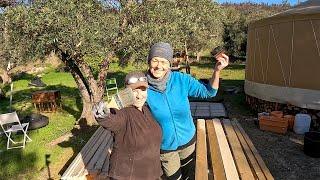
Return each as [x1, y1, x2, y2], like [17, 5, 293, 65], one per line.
[97, 106, 162, 180]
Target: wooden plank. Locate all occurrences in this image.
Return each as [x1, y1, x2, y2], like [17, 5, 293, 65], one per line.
[233, 120, 274, 180]
[212, 119, 240, 180]
[222, 119, 255, 180]
[101, 140, 113, 174]
[76, 129, 109, 177]
[87, 132, 112, 171]
[196, 119, 208, 180]
[81, 127, 105, 160]
[62, 126, 104, 178]
[231, 121, 266, 180]
[94, 136, 113, 171]
[73, 128, 107, 177]
[206, 120, 227, 180]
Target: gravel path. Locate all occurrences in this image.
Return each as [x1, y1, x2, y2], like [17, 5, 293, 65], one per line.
[235, 118, 320, 180]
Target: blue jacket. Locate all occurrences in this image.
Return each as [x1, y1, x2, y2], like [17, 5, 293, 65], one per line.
[147, 72, 218, 150]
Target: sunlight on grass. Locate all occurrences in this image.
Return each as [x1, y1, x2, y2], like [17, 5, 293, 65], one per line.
[0, 63, 147, 179]
[0, 71, 83, 179]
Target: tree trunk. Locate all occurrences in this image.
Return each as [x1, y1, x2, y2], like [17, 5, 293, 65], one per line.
[69, 61, 99, 126]
[1, 15, 11, 85]
[196, 51, 201, 62]
[56, 49, 111, 126]
[0, 69, 11, 85]
[79, 91, 96, 126]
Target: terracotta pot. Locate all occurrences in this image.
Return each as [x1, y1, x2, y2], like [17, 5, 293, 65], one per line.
[271, 111, 283, 118]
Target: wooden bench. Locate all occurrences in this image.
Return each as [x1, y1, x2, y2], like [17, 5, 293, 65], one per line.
[62, 119, 273, 180]
[196, 119, 274, 180]
[61, 127, 113, 179]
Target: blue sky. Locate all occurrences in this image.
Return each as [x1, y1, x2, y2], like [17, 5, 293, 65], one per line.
[217, 0, 308, 5]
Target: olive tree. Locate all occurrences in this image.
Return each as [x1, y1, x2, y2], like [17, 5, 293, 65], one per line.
[3, 0, 119, 125]
[116, 0, 224, 63]
[2, 0, 225, 125]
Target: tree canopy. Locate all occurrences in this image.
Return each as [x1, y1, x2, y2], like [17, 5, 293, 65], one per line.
[111, 0, 224, 63]
[0, 0, 290, 124]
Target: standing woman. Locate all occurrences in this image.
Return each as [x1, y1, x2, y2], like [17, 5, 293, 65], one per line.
[146, 42, 229, 180]
[92, 72, 162, 180]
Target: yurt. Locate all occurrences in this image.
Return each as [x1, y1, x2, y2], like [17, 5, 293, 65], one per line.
[245, 0, 320, 117]
[244, 0, 320, 130]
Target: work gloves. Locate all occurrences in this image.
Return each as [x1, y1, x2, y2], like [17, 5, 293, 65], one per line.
[92, 101, 110, 119]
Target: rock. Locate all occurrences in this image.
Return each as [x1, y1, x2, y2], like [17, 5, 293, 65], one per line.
[28, 77, 47, 87]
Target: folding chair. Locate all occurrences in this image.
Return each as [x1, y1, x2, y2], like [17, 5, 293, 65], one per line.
[106, 78, 119, 101]
[0, 112, 32, 150]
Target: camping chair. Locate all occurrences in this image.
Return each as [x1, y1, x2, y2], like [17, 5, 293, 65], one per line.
[106, 78, 119, 101]
[0, 112, 32, 150]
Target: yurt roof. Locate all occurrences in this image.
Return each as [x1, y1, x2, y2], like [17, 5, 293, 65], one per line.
[249, 0, 320, 28]
[273, 0, 320, 17]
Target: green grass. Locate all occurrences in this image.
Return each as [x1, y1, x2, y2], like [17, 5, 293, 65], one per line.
[0, 64, 149, 179]
[0, 71, 84, 179]
[0, 60, 249, 179]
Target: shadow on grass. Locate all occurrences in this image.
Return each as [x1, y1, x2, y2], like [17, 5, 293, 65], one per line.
[0, 141, 38, 179]
[190, 61, 245, 71]
[220, 79, 254, 117]
[12, 72, 36, 82]
[225, 64, 246, 70]
[57, 119, 98, 177]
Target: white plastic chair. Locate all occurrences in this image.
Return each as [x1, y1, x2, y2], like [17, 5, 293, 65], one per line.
[0, 112, 32, 150]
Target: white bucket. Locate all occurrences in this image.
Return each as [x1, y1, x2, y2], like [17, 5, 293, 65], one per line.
[293, 114, 311, 134]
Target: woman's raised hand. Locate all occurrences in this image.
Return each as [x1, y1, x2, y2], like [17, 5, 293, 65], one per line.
[214, 54, 229, 71]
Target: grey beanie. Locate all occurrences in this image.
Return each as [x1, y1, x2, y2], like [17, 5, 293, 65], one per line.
[147, 42, 173, 63]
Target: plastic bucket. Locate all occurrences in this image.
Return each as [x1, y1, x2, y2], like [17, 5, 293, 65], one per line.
[304, 131, 320, 158]
[293, 114, 311, 134]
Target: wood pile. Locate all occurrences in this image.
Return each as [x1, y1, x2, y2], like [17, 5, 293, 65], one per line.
[196, 119, 274, 180]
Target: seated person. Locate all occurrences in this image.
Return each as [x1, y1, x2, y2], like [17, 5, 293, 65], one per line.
[92, 72, 162, 180]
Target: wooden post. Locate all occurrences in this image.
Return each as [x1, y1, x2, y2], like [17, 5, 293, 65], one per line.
[223, 119, 255, 180]
[9, 80, 13, 112]
[196, 119, 208, 180]
[206, 120, 227, 180]
[212, 119, 240, 180]
[184, 41, 191, 74]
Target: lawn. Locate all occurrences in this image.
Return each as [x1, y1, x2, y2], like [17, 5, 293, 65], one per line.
[0, 59, 247, 179]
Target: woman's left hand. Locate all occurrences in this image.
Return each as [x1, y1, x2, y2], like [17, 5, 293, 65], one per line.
[214, 54, 229, 71]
